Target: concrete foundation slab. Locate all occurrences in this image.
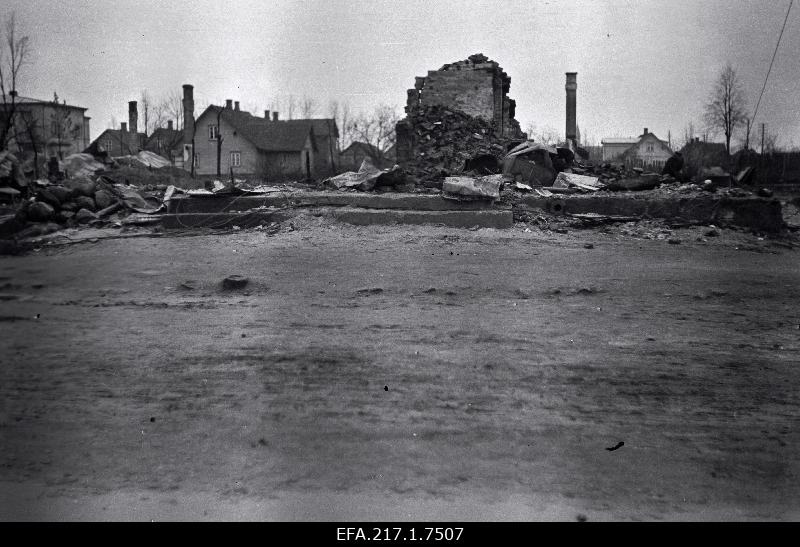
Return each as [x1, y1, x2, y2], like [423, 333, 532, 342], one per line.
[167, 192, 498, 214]
[517, 194, 784, 232]
[329, 207, 514, 229]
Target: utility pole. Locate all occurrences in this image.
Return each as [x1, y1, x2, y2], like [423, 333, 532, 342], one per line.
[745, 119, 750, 150]
[761, 123, 765, 155]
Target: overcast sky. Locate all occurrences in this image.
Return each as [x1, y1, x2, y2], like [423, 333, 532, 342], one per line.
[4, 0, 798, 148]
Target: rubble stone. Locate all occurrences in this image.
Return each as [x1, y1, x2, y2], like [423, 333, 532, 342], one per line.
[94, 189, 114, 209]
[37, 189, 61, 210]
[74, 195, 96, 212]
[27, 201, 55, 222]
[48, 185, 71, 204]
[74, 208, 97, 224]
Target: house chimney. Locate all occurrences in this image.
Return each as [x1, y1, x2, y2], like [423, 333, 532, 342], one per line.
[129, 101, 138, 134]
[182, 84, 195, 145]
[643, 127, 648, 135]
[265, 110, 270, 120]
[121, 122, 128, 132]
[565, 72, 577, 144]
[128, 101, 139, 151]
[168, 120, 173, 130]
[272, 112, 279, 121]
[226, 99, 233, 110]
[234, 101, 240, 111]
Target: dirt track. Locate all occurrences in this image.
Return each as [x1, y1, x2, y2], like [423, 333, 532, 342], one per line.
[1, 215, 799, 521]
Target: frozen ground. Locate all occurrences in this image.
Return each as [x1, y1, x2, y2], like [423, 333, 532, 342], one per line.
[1, 214, 799, 521]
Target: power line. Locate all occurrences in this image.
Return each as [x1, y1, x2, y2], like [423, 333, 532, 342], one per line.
[748, 0, 794, 142]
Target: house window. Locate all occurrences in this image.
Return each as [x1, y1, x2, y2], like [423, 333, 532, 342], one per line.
[230, 151, 241, 167]
[157, 137, 163, 149]
[105, 138, 113, 152]
[646, 143, 654, 153]
[209, 125, 219, 140]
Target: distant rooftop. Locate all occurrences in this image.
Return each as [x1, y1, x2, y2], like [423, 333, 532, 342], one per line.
[2, 94, 88, 110]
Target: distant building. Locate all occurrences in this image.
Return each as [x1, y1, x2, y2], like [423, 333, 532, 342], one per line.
[2, 94, 91, 159]
[679, 137, 729, 178]
[277, 117, 339, 176]
[339, 141, 387, 171]
[601, 137, 640, 163]
[143, 120, 184, 167]
[85, 100, 146, 157]
[621, 129, 673, 170]
[602, 128, 673, 169]
[192, 100, 317, 179]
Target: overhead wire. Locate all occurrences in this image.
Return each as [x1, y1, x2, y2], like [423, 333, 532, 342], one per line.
[747, 0, 794, 142]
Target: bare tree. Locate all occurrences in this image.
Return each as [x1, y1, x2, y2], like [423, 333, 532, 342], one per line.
[51, 92, 75, 160]
[703, 64, 747, 155]
[348, 104, 401, 162]
[162, 91, 184, 131]
[0, 12, 30, 150]
[270, 94, 298, 120]
[329, 99, 353, 150]
[300, 95, 317, 118]
[526, 123, 561, 146]
[18, 109, 43, 178]
[141, 89, 171, 135]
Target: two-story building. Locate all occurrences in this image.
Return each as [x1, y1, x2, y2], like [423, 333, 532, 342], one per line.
[621, 129, 673, 170]
[2, 94, 91, 160]
[602, 128, 673, 169]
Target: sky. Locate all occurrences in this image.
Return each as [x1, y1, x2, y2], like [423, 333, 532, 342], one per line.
[3, 0, 798, 148]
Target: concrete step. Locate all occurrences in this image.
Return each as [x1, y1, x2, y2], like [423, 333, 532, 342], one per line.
[161, 206, 513, 230]
[167, 192, 500, 214]
[161, 211, 290, 230]
[328, 207, 513, 229]
[517, 194, 783, 232]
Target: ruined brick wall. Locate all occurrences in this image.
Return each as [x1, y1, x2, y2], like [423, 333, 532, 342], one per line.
[398, 54, 523, 165]
[404, 54, 521, 137]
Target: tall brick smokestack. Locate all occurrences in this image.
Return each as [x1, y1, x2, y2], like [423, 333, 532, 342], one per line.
[565, 72, 577, 144]
[129, 101, 139, 152]
[183, 84, 195, 146]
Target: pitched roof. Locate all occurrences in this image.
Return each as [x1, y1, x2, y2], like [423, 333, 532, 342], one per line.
[341, 141, 382, 157]
[279, 118, 338, 139]
[145, 127, 184, 149]
[601, 137, 640, 145]
[200, 106, 316, 153]
[679, 140, 727, 154]
[84, 128, 146, 155]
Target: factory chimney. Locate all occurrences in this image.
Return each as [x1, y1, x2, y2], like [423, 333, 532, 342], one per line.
[565, 72, 577, 145]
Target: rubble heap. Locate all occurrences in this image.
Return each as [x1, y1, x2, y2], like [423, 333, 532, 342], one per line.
[398, 104, 517, 187]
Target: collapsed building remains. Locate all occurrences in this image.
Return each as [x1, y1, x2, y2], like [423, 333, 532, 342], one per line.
[395, 54, 525, 185]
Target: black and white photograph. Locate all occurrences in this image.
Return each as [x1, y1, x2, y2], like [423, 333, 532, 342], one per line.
[0, 0, 798, 525]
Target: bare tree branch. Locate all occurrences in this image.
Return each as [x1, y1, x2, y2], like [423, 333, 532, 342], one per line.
[703, 64, 747, 155]
[0, 12, 31, 149]
[348, 104, 401, 162]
